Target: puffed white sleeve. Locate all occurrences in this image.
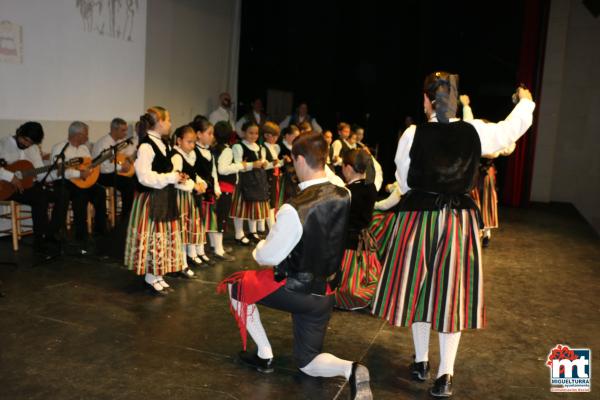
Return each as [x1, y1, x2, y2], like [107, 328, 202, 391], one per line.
[253, 204, 303, 266]
[217, 147, 244, 176]
[394, 125, 416, 194]
[467, 99, 535, 156]
[134, 143, 179, 189]
[171, 153, 195, 192]
[375, 186, 402, 211]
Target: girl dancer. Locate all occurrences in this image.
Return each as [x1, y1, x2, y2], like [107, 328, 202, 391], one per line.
[261, 121, 283, 229]
[334, 148, 380, 310]
[171, 125, 207, 274]
[372, 72, 534, 397]
[230, 122, 270, 244]
[125, 107, 188, 295]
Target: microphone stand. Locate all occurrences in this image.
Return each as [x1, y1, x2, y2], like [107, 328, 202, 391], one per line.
[32, 142, 69, 266]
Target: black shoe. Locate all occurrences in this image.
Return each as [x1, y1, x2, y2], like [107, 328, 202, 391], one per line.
[235, 237, 251, 246]
[186, 256, 203, 268]
[482, 236, 490, 248]
[430, 374, 453, 398]
[146, 281, 168, 296]
[410, 357, 430, 381]
[349, 362, 372, 400]
[213, 252, 236, 262]
[238, 351, 274, 373]
[248, 233, 262, 243]
[178, 268, 197, 279]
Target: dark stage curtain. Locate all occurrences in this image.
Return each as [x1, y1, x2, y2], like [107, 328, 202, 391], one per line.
[502, 0, 551, 207]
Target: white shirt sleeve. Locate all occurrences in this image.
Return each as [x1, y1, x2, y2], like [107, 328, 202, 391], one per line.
[311, 119, 323, 134]
[467, 99, 535, 156]
[279, 115, 291, 130]
[375, 186, 402, 211]
[235, 117, 247, 135]
[232, 144, 253, 171]
[372, 156, 383, 191]
[134, 143, 179, 189]
[211, 158, 221, 196]
[325, 164, 345, 187]
[252, 204, 303, 266]
[462, 105, 474, 121]
[217, 147, 244, 176]
[171, 153, 195, 192]
[394, 125, 416, 194]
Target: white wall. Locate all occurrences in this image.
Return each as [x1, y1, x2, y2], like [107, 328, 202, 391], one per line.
[0, 0, 240, 150]
[0, 0, 240, 236]
[532, 0, 600, 233]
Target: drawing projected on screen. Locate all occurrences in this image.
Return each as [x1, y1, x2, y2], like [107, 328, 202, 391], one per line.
[0, 20, 22, 64]
[76, 0, 140, 41]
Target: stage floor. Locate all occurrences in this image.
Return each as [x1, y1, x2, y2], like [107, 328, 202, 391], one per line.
[1, 203, 598, 400]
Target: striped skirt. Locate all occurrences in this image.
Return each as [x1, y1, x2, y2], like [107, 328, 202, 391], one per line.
[372, 208, 486, 333]
[202, 199, 219, 233]
[177, 190, 204, 245]
[270, 174, 286, 212]
[369, 210, 398, 261]
[481, 167, 498, 229]
[124, 192, 186, 276]
[335, 249, 383, 310]
[229, 187, 270, 220]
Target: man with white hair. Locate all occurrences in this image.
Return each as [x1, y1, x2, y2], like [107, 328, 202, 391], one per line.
[50, 121, 107, 250]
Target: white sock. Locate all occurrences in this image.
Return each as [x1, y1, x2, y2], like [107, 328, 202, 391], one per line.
[233, 218, 245, 239]
[299, 353, 353, 379]
[187, 244, 197, 259]
[144, 273, 157, 285]
[248, 219, 257, 234]
[208, 233, 216, 248]
[211, 232, 225, 255]
[229, 285, 273, 359]
[196, 242, 205, 256]
[484, 229, 491, 239]
[438, 332, 461, 378]
[412, 322, 431, 363]
[267, 209, 276, 229]
[157, 276, 171, 288]
[257, 219, 265, 232]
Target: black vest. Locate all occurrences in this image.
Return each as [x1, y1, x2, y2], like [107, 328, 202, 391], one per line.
[346, 180, 377, 249]
[214, 145, 236, 185]
[401, 121, 481, 211]
[136, 135, 178, 221]
[195, 146, 215, 190]
[274, 182, 351, 295]
[136, 136, 173, 193]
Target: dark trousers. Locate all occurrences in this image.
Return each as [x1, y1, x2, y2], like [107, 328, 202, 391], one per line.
[257, 287, 334, 368]
[216, 192, 233, 232]
[51, 181, 106, 240]
[98, 173, 135, 221]
[8, 184, 50, 240]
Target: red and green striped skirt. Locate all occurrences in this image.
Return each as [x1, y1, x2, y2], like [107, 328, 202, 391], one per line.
[335, 249, 382, 310]
[369, 210, 398, 261]
[229, 187, 270, 220]
[124, 191, 186, 276]
[481, 167, 498, 229]
[202, 199, 219, 233]
[372, 208, 486, 333]
[177, 190, 204, 245]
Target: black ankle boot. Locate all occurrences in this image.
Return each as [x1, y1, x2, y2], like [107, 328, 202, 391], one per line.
[430, 374, 453, 397]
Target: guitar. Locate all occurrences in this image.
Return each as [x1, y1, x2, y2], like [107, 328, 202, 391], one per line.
[0, 157, 84, 200]
[70, 140, 135, 188]
[116, 153, 135, 177]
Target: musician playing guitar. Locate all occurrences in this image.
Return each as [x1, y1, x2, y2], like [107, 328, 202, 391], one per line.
[49, 121, 107, 248]
[92, 118, 136, 221]
[0, 122, 56, 252]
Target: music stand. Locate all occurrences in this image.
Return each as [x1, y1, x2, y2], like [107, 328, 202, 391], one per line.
[32, 143, 70, 266]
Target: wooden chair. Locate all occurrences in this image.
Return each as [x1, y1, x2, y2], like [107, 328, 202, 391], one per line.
[0, 200, 34, 251]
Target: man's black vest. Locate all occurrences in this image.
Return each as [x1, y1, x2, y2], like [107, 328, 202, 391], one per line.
[274, 182, 351, 295]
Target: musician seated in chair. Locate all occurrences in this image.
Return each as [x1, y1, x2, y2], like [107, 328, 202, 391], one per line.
[49, 121, 107, 247]
[0, 122, 54, 252]
[92, 118, 136, 221]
